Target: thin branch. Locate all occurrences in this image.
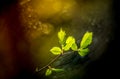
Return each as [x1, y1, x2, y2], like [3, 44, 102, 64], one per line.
[37, 53, 62, 71]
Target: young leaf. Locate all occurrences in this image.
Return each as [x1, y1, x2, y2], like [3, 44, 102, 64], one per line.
[58, 28, 66, 44]
[66, 36, 75, 44]
[63, 43, 71, 51]
[78, 48, 89, 57]
[80, 32, 93, 48]
[45, 69, 52, 76]
[63, 36, 75, 51]
[71, 43, 78, 51]
[50, 47, 62, 55]
[52, 68, 64, 72]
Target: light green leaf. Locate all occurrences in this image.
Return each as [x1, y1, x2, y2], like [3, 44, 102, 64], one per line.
[80, 32, 93, 48]
[66, 36, 75, 44]
[58, 28, 66, 44]
[52, 68, 64, 72]
[63, 43, 71, 51]
[63, 36, 75, 51]
[71, 43, 78, 51]
[45, 69, 52, 76]
[50, 47, 62, 55]
[78, 48, 89, 57]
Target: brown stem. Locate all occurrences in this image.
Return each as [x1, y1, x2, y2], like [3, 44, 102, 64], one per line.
[37, 53, 62, 71]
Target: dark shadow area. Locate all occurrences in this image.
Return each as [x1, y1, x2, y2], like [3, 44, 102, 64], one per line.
[0, 0, 17, 12]
[83, 0, 120, 79]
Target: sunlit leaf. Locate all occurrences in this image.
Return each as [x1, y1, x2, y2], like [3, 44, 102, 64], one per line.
[63, 36, 75, 51]
[58, 28, 66, 44]
[66, 36, 75, 44]
[45, 69, 52, 76]
[50, 47, 62, 55]
[63, 43, 71, 51]
[71, 43, 78, 51]
[52, 68, 64, 72]
[80, 32, 93, 48]
[78, 48, 89, 57]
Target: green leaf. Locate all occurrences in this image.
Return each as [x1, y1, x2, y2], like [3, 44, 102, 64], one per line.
[71, 43, 78, 51]
[78, 48, 89, 57]
[66, 36, 75, 44]
[80, 32, 93, 48]
[45, 69, 52, 76]
[52, 68, 64, 72]
[63, 36, 75, 51]
[50, 47, 62, 55]
[58, 28, 66, 44]
[63, 43, 71, 51]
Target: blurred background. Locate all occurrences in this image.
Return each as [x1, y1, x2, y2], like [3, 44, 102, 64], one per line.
[0, 0, 119, 79]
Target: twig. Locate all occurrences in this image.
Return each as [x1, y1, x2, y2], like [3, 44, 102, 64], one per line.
[37, 53, 62, 71]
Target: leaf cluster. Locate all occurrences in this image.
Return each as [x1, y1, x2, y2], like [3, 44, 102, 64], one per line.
[45, 28, 93, 76]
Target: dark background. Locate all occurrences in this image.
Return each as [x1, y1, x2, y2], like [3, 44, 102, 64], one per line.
[83, 0, 120, 78]
[0, 0, 119, 79]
